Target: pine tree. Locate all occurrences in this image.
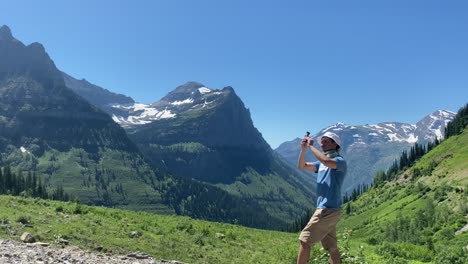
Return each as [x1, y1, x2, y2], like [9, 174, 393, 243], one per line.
[446, 103, 468, 138]
[0, 167, 4, 194]
[345, 202, 351, 215]
[4, 166, 13, 192]
[399, 150, 409, 170]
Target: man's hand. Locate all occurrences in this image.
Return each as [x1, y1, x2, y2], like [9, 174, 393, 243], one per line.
[301, 137, 313, 149]
[298, 136, 317, 172]
[300, 137, 308, 150]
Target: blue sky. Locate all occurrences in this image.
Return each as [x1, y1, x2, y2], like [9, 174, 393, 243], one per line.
[1, 0, 467, 148]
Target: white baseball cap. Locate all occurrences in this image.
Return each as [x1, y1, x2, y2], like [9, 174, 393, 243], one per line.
[319, 132, 341, 147]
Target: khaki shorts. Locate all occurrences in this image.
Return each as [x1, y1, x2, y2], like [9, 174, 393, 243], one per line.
[298, 208, 341, 250]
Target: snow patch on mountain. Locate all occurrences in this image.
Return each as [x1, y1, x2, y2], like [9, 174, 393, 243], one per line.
[406, 134, 418, 143]
[111, 103, 176, 127]
[198, 87, 211, 94]
[387, 133, 404, 142]
[20, 146, 30, 154]
[171, 98, 194, 105]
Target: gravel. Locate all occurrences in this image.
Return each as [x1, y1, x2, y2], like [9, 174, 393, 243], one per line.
[0, 239, 184, 264]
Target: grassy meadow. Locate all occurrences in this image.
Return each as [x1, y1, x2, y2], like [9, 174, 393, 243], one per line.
[0, 195, 304, 263]
[0, 128, 466, 264]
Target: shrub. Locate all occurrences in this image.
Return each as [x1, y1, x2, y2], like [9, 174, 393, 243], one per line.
[176, 218, 193, 233]
[434, 246, 467, 264]
[376, 242, 433, 262]
[73, 203, 85, 214]
[365, 237, 379, 246]
[434, 225, 455, 241]
[16, 215, 31, 225]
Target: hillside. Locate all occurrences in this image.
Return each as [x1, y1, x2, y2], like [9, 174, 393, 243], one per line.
[337, 127, 468, 263]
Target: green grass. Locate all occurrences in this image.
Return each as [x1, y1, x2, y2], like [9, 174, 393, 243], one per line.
[0, 195, 302, 263]
[1, 194, 391, 264]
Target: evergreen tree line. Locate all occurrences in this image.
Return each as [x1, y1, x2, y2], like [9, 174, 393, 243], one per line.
[157, 175, 284, 230]
[373, 140, 441, 186]
[341, 184, 370, 216]
[445, 103, 468, 139]
[284, 207, 314, 233]
[0, 166, 71, 201]
[343, 183, 370, 204]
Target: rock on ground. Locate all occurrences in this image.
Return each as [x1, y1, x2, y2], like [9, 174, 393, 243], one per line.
[0, 239, 183, 264]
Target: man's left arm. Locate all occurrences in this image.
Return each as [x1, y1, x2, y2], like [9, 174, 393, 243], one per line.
[306, 140, 337, 169]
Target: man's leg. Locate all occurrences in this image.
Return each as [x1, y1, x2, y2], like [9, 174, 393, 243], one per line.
[297, 209, 323, 264]
[321, 217, 340, 263]
[297, 241, 311, 264]
[328, 247, 340, 264]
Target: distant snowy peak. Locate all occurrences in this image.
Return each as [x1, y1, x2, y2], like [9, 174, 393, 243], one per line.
[322, 122, 418, 145]
[110, 83, 229, 128]
[415, 110, 456, 141]
[318, 110, 455, 146]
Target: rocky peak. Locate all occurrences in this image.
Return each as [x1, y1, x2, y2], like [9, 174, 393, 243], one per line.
[415, 110, 456, 141]
[221, 86, 235, 93]
[0, 25, 13, 41]
[155, 81, 205, 105]
[0, 26, 62, 86]
[0, 25, 25, 50]
[174, 81, 205, 92]
[170, 81, 205, 96]
[27, 42, 47, 54]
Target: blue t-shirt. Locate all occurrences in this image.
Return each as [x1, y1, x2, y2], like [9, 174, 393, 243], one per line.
[313, 156, 347, 209]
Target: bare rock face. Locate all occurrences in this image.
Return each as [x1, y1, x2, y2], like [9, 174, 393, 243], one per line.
[0, 239, 184, 264]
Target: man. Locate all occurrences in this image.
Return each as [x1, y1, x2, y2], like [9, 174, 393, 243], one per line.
[296, 131, 347, 264]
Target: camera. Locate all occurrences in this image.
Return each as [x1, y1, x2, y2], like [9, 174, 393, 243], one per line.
[303, 131, 313, 145]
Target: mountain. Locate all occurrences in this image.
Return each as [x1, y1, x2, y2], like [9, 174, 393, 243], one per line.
[70, 79, 316, 226]
[275, 110, 456, 195]
[1, 25, 285, 229]
[0, 25, 172, 213]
